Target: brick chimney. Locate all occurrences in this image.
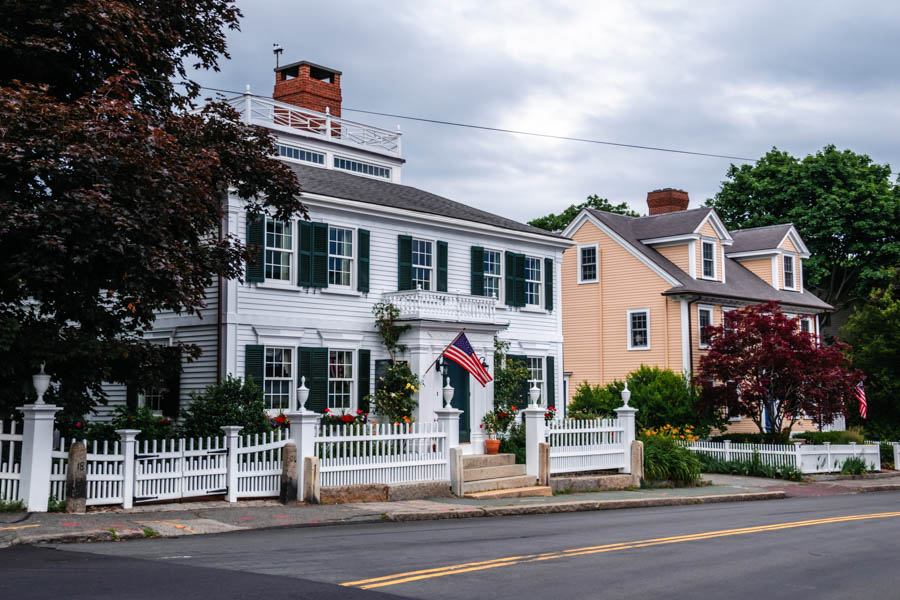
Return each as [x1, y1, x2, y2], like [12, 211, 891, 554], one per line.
[647, 188, 690, 215]
[273, 60, 342, 116]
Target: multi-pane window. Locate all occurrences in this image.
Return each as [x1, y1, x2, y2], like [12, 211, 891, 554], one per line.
[525, 257, 542, 306]
[527, 357, 544, 399]
[484, 250, 502, 299]
[800, 317, 812, 333]
[333, 156, 391, 179]
[264, 347, 293, 411]
[580, 246, 597, 282]
[784, 255, 795, 289]
[702, 241, 715, 279]
[698, 307, 713, 348]
[412, 239, 433, 290]
[628, 309, 649, 349]
[328, 227, 354, 287]
[277, 144, 325, 165]
[265, 219, 293, 281]
[141, 388, 164, 413]
[328, 350, 354, 410]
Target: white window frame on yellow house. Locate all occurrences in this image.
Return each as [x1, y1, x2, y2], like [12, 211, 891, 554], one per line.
[701, 239, 717, 280]
[783, 253, 797, 291]
[627, 308, 651, 351]
[698, 304, 714, 349]
[577, 243, 599, 284]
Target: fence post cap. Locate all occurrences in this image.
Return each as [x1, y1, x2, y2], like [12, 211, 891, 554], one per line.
[114, 429, 141, 440]
[220, 425, 245, 434]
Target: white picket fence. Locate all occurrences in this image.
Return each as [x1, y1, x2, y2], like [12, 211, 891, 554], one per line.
[546, 418, 627, 474]
[49, 438, 126, 505]
[315, 422, 449, 487]
[0, 420, 22, 502]
[235, 429, 289, 499]
[686, 441, 880, 474]
[134, 436, 228, 503]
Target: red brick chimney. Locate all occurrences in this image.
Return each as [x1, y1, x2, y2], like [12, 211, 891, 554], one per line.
[647, 188, 690, 215]
[273, 60, 342, 116]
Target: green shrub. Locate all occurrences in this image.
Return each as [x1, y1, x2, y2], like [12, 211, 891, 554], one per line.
[879, 443, 895, 470]
[177, 376, 272, 439]
[0, 498, 25, 512]
[640, 434, 701, 485]
[569, 366, 725, 438]
[499, 422, 526, 465]
[370, 362, 420, 423]
[793, 430, 864, 445]
[60, 406, 176, 442]
[840, 456, 870, 475]
[709, 433, 791, 444]
[696, 452, 803, 481]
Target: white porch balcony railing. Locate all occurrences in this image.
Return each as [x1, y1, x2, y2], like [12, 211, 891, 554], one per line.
[226, 93, 402, 157]
[383, 289, 497, 324]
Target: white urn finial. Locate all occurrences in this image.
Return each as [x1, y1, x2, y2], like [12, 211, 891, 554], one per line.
[528, 383, 541, 408]
[442, 379, 454, 408]
[297, 376, 310, 412]
[621, 380, 631, 408]
[33, 363, 51, 405]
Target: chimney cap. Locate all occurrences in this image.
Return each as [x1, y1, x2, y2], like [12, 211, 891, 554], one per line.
[649, 187, 688, 194]
[274, 60, 342, 76]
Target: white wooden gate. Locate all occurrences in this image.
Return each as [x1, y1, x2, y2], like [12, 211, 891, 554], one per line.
[134, 436, 228, 503]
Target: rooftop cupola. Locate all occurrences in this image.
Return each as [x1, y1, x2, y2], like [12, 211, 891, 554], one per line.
[273, 60, 342, 116]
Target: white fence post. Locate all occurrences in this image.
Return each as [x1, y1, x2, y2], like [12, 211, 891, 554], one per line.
[221, 426, 244, 503]
[435, 407, 462, 450]
[724, 440, 732, 462]
[286, 410, 320, 502]
[17, 403, 60, 512]
[894, 445, 900, 471]
[523, 407, 546, 480]
[116, 429, 140, 509]
[794, 442, 803, 471]
[614, 383, 637, 475]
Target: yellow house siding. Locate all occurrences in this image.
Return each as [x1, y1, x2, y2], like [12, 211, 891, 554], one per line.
[738, 257, 774, 287]
[562, 229, 603, 399]
[667, 297, 683, 373]
[656, 244, 690, 275]
[780, 236, 798, 253]
[692, 304, 723, 375]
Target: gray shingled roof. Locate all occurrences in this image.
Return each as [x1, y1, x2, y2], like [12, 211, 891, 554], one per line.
[629, 207, 713, 239]
[587, 209, 831, 311]
[288, 163, 564, 239]
[728, 223, 795, 254]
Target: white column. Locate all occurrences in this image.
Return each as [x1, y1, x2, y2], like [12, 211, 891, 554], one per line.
[286, 410, 321, 501]
[435, 407, 462, 450]
[116, 429, 140, 509]
[523, 406, 546, 479]
[17, 404, 61, 512]
[614, 383, 638, 475]
[221, 426, 244, 503]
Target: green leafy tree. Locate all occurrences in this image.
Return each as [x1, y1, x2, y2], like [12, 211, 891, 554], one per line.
[841, 270, 900, 437]
[0, 2, 305, 419]
[177, 376, 272, 439]
[491, 338, 531, 411]
[707, 146, 900, 329]
[528, 194, 640, 232]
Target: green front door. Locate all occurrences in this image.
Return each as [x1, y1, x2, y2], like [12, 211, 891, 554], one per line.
[446, 361, 471, 443]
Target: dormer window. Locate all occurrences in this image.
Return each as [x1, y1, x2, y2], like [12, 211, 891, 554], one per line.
[783, 255, 796, 290]
[701, 241, 716, 279]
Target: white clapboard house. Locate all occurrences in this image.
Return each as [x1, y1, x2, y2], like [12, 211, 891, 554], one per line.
[100, 60, 572, 452]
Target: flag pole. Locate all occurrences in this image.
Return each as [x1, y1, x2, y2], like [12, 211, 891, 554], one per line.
[423, 329, 466, 376]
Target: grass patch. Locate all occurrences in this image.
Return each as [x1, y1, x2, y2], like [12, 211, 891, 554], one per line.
[697, 453, 803, 481]
[108, 527, 120, 541]
[0, 498, 25, 512]
[47, 495, 66, 513]
[840, 456, 871, 475]
[641, 435, 701, 486]
[141, 527, 159, 538]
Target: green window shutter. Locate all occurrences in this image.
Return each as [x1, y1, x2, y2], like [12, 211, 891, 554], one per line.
[298, 221, 312, 287]
[125, 385, 138, 410]
[544, 257, 554, 311]
[374, 359, 391, 393]
[246, 213, 264, 283]
[162, 347, 182, 419]
[312, 222, 329, 288]
[245, 345, 264, 389]
[471, 246, 485, 296]
[515, 254, 527, 307]
[504, 251, 515, 306]
[300, 347, 329, 413]
[507, 354, 529, 410]
[398, 235, 413, 291]
[358, 349, 371, 412]
[437, 241, 448, 292]
[357, 229, 370, 293]
[546, 356, 556, 409]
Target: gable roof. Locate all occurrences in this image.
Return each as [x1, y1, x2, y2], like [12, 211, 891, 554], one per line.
[728, 223, 796, 254]
[629, 207, 713, 239]
[287, 163, 564, 240]
[581, 209, 831, 311]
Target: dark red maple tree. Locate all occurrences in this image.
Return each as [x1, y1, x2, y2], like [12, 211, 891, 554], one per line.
[694, 302, 861, 434]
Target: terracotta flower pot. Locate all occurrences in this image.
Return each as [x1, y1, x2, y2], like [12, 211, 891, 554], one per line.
[485, 439, 501, 455]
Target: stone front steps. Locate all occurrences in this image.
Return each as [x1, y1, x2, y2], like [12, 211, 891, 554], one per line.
[460, 453, 551, 498]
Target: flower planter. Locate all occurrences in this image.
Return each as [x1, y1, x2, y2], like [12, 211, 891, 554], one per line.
[485, 439, 501, 455]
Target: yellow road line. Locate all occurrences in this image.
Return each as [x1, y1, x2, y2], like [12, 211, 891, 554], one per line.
[0, 524, 41, 532]
[344, 511, 900, 590]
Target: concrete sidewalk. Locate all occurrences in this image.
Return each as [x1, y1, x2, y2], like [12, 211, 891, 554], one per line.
[3, 473, 898, 548]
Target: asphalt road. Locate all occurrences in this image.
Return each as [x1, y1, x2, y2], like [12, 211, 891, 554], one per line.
[3, 492, 899, 599]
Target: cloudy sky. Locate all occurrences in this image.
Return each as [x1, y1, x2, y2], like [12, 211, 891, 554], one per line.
[199, 1, 900, 223]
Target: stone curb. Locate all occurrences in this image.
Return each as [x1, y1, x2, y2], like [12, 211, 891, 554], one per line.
[9, 528, 145, 547]
[857, 484, 900, 493]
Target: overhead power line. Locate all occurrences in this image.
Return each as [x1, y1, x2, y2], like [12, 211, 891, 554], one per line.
[192, 83, 758, 163]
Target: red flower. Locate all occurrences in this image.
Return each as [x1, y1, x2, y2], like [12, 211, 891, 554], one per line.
[356, 409, 362, 414]
[75, 422, 82, 428]
[340, 414, 355, 423]
[324, 408, 330, 413]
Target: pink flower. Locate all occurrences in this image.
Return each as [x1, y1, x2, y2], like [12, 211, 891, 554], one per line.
[75, 422, 82, 428]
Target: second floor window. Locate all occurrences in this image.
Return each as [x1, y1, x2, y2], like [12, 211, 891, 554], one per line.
[265, 219, 293, 281]
[328, 227, 353, 287]
[628, 309, 650, 350]
[698, 306, 713, 348]
[484, 249, 502, 299]
[412, 239, 433, 290]
[328, 350, 354, 410]
[784, 255, 795, 289]
[264, 347, 293, 411]
[579, 245, 598, 282]
[525, 257, 543, 306]
[702, 241, 715, 279]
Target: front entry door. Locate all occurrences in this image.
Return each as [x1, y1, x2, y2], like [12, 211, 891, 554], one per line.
[446, 361, 471, 443]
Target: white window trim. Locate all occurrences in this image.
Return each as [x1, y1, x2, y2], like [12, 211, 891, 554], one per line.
[698, 305, 714, 350]
[524, 255, 544, 309]
[783, 253, 797, 290]
[411, 237, 436, 291]
[627, 308, 651, 351]
[263, 346, 295, 415]
[263, 216, 295, 284]
[700, 239, 717, 280]
[483, 247, 504, 305]
[327, 348, 356, 412]
[526, 356, 545, 397]
[333, 154, 392, 180]
[577, 243, 599, 284]
[326, 225, 356, 290]
[139, 338, 171, 416]
[276, 142, 326, 166]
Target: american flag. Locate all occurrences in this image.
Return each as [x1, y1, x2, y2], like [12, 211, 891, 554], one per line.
[855, 381, 867, 420]
[443, 333, 492, 387]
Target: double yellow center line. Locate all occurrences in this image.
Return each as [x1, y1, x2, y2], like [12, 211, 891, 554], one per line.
[342, 511, 900, 589]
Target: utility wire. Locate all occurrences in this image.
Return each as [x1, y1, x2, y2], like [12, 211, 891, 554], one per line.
[192, 83, 758, 163]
